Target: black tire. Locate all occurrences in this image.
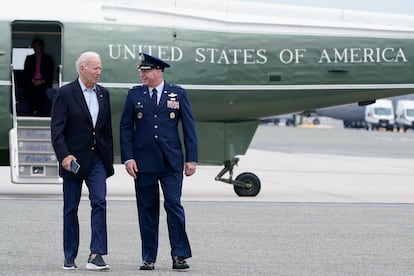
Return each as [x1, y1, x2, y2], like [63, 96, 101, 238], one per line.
[233, 172, 261, 197]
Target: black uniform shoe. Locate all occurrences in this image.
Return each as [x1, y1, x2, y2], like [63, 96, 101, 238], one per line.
[140, 261, 155, 270]
[172, 256, 190, 270]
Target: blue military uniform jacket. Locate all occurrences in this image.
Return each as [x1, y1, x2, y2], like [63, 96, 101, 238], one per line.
[119, 81, 198, 172]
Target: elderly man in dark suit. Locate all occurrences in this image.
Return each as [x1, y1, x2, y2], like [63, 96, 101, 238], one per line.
[51, 51, 114, 271]
[120, 53, 198, 271]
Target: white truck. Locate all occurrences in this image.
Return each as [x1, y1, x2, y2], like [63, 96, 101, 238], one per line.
[395, 100, 414, 132]
[365, 99, 395, 131]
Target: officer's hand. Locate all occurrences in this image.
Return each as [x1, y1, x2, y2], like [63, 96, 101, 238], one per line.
[62, 155, 76, 172]
[125, 160, 138, 179]
[184, 162, 196, 176]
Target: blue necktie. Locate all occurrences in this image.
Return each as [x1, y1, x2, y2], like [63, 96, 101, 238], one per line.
[151, 88, 158, 107]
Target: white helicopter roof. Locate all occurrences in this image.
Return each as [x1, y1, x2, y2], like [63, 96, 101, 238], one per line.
[2, 0, 414, 37]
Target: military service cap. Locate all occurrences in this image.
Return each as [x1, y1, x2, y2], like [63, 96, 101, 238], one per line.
[138, 53, 170, 71]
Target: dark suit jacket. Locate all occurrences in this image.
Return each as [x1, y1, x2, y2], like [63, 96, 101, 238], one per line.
[24, 53, 54, 88]
[51, 79, 114, 179]
[119, 81, 198, 173]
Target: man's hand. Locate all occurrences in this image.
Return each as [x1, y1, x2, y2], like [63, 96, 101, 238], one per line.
[184, 162, 196, 176]
[62, 155, 76, 172]
[125, 160, 138, 179]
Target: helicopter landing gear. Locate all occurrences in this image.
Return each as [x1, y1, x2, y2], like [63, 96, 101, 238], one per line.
[215, 158, 261, 197]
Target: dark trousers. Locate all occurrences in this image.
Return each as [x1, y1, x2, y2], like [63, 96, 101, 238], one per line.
[63, 155, 108, 259]
[134, 171, 191, 262]
[25, 83, 49, 114]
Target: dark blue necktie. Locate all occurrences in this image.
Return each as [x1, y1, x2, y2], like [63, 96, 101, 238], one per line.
[151, 88, 157, 107]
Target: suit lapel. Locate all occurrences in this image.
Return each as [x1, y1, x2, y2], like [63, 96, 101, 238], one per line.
[95, 85, 105, 128]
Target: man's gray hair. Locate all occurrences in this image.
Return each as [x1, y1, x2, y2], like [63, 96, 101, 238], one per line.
[76, 52, 100, 74]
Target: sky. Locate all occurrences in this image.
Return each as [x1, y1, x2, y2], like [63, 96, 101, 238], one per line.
[256, 0, 414, 16]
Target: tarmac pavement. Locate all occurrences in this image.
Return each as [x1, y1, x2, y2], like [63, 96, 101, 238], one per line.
[1, 200, 414, 275]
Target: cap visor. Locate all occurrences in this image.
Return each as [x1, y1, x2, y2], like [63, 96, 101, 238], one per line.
[138, 65, 155, 70]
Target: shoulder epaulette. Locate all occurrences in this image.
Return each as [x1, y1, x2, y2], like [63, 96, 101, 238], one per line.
[168, 83, 184, 90]
[131, 85, 143, 90]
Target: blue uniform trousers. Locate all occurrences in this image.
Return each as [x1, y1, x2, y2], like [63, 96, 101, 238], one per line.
[63, 154, 108, 259]
[134, 171, 191, 262]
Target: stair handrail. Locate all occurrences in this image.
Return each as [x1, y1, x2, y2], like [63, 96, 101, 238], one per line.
[11, 64, 17, 128]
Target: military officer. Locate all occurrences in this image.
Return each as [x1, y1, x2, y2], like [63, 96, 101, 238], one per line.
[119, 53, 198, 271]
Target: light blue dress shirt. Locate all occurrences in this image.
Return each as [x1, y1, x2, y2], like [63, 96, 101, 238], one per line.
[78, 78, 99, 127]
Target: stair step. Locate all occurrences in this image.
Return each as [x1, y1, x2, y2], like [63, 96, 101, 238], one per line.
[10, 124, 61, 184]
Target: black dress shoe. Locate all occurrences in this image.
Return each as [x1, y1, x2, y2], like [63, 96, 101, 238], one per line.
[140, 261, 155, 270]
[172, 256, 190, 270]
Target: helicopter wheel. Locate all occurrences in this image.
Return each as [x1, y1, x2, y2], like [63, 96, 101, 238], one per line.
[233, 172, 261, 197]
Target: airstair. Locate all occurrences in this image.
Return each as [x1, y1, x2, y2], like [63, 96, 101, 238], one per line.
[9, 66, 61, 184]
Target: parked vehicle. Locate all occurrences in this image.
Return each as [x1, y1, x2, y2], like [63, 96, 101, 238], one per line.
[365, 99, 395, 131]
[395, 100, 414, 131]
